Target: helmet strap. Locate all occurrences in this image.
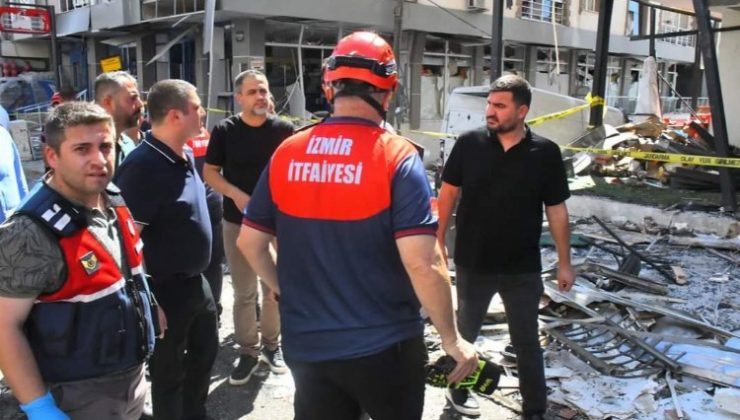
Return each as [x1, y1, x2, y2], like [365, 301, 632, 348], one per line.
[333, 89, 388, 121]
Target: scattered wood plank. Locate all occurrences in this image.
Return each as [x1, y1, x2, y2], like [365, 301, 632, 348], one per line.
[668, 235, 740, 251]
[665, 372, 686, 420]
[671, 266, 688, 285]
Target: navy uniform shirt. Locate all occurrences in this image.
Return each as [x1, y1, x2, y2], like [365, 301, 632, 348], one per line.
[114, 132, 212, 279]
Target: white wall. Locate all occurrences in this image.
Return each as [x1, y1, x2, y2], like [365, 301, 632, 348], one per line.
[415, 0, 518, 16]
[717, 8, 740, 146]
[567, 0, 630, 35]
[0, 41, 49, 58]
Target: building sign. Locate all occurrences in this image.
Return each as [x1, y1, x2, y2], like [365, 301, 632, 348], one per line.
[100, 56, 122, 73]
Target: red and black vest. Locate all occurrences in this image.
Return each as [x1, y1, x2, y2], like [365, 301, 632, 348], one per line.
[14, 182, 156, 383]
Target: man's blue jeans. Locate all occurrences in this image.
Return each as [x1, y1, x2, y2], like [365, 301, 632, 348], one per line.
[455, 267, 546, 415]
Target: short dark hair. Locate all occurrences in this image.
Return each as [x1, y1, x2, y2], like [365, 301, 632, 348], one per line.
[94, 71, 137, 104]
[489, 74, 532, 108]
[234, 70, 267, 92]
[44, 101, 113, 152]
[146, 79, 196, 124]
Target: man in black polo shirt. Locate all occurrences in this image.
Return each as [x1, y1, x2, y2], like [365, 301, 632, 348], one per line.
[115, 79, 218, 420]
[437, 75, 574, 419]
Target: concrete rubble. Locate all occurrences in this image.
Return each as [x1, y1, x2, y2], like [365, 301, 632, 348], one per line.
[527, 216, 740, 419]
[2, 158, 739, 419]
[567, 118, 740, 193]
[440, 212, 740, 419]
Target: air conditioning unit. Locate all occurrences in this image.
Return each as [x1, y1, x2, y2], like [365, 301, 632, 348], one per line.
[467, 0, 488, 12]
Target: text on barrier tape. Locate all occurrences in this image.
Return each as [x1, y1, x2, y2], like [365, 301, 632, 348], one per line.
[561, 146, 740, 169]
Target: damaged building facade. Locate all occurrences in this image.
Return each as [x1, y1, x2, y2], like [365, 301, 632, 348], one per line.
[1, 0, 704, 130]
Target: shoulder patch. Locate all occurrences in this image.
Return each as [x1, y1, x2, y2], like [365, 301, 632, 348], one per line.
[14, 182, 88, 237]
[79, 251, 100, 275]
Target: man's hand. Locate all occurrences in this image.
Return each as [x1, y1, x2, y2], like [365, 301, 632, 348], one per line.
[437, 237, 449, 265]
[266, 290, 280, 303]
[233, 191, 250, 212]
[157, 307, 168, 339]
[557, 264, 575, 292]
[441, 337, 479, 385]
[262, 280, 281, 302]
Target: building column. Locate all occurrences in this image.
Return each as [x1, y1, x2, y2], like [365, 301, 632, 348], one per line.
[568, 49, 579, 96]
[407, 30, 426, 130]
[230, 18, 266, 84]
[206, 26, 227, 130]
[471, 45, 485, 86]
[525, 45, 538, 86]
[86, 38, 107, 97]
[136, 34, 157, 92]
[194, 30, 206, 98]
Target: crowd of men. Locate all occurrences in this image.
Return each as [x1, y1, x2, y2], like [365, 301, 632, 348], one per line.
[0, 30, 572, 420]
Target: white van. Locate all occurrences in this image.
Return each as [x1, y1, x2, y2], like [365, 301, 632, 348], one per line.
[440, 85, 625, 162]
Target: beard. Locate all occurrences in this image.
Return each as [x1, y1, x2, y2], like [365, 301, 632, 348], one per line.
[486, 118, 517, 134]
[119, 110, 141, 131]
[250, 106, 268, 116]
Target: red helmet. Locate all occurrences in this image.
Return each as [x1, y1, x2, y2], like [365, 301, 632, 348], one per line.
[324, 31, 397, 92]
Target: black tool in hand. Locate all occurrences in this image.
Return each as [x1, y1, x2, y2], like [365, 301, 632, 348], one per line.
[425, 354, 503, 395]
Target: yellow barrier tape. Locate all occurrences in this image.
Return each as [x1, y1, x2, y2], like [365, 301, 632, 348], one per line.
[205, 107, 230, 114]
[410, 95, 606, 138]
[410, 129, 456, 138]
[527, 95, 605, 127]
[561, 146, 740, 169]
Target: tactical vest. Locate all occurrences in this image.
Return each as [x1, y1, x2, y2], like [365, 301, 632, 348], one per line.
[13, 182, 156, 383]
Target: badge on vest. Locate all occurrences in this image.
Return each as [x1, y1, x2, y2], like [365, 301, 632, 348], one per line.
[80, 251, 100, 276]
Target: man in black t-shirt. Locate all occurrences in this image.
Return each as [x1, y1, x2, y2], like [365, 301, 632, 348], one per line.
[437, 75, 574, 419]
[203, 70, 294, 386]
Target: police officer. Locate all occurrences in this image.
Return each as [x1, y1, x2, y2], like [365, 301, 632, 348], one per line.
[0, 101, 158, 420]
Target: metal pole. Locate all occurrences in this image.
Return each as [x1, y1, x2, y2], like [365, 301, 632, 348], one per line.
[588, 0, 614, 127]
[49, 5, 60, 90]
[649, 6, 657, 58]
[690, 34, 702, 111]
[390, 0, 404, 126]
[297, 25, 305, 119]
[490, 0, 504, 80]
[691, 0, 736, 212]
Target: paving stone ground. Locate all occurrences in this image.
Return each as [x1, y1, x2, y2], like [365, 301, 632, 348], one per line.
[1, 273, 525, 420]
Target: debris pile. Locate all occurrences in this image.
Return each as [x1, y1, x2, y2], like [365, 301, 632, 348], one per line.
[444, 215, 740, 419]
[569, 117, 740, 192]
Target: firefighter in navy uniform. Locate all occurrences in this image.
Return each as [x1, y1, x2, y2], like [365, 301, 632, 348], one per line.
[238, 31, 478, 420]
[0, 102, 158, 420]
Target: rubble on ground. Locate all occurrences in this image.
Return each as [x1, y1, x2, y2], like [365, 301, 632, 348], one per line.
[434, 215, 739, 419]
[567, 116, 740, 193]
